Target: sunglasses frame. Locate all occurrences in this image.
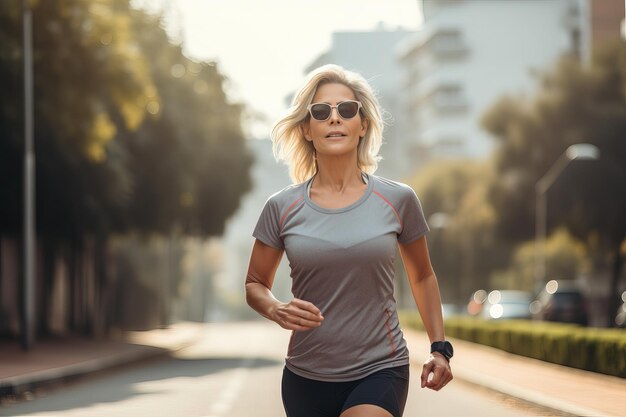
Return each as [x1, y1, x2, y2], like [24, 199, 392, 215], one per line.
[307, 100, 363, 121]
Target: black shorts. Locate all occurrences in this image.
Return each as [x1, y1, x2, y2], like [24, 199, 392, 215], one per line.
[281, 365, 410, 417]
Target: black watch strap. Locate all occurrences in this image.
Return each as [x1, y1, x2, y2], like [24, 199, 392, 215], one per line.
[430, 340, 453, 361]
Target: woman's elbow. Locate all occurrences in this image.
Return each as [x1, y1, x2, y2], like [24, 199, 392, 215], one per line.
[244, 279, 257, 307]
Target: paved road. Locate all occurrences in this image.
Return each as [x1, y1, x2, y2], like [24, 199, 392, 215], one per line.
[1, 322, 555, 417]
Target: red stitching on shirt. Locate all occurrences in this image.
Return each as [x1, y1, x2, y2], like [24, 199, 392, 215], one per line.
[279, 197, 303, 231]
[372, 190, 403, 230]
[385, 308, 396, 356]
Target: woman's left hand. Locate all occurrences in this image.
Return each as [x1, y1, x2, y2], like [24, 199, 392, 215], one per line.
[420, 353, 453, 391]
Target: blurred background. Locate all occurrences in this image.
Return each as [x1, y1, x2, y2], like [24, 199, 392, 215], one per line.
[1, 0, 625, 353]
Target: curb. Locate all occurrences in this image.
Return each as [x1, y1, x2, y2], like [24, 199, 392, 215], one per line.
[0, 345, 169, 398]
[0, 323, 204, 399]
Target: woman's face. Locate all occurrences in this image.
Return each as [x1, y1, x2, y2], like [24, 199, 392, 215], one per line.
[303, 83, 368, 159]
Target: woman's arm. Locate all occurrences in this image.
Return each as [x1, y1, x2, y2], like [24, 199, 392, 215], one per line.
[245, 239, 323, 331]
[398, 236, 444, 342]
[398, 235, 452, 391]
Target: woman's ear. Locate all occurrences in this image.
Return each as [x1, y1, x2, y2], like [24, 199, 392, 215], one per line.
[360, 118, 369, 137]
[301, 123, 312, 142]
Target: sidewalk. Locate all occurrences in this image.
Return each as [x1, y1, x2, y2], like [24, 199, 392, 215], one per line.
[404, 329, 626, 417]
[0, 322, 204, 399]
[1, 323, 625, 416]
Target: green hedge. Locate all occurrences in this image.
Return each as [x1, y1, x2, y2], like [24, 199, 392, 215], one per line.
[399, 312, 626, 378]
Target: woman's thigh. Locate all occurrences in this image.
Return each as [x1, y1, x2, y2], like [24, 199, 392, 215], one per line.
[281, 365, 409, 417]
[282, 367, 347, 417]
[340, 365, 410, 417]
[340, 404, 393, 417]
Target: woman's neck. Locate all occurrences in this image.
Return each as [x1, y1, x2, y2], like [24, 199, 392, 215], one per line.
[313, 154, 364, 192]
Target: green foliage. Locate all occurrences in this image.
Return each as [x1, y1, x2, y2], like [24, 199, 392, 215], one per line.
[0, 1, 252, 335]
[407, 160, 509, 302]
[0, 0, 251, 239]
[0, 1, 32, 234]
[482, 40, 626, 324]
[400, 312, 626, 378]
[409, 159, 482, 216]
[482, 42, 626, 249]
[124, 8, 252, 236]
[492, 228, 590, 291]
[544, 228, 590, 280]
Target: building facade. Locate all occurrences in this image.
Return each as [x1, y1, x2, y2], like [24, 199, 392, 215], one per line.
[398, 0, 623, 161]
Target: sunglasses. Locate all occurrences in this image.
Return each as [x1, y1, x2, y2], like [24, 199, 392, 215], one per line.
[307, 100, 362, 121]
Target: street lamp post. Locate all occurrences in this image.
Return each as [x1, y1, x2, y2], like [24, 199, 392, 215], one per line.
[22, 0, 36, 351]
[534, 143, 599, 292]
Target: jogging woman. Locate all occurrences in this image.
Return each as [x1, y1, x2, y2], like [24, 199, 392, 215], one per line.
[245, 64, 453, 417]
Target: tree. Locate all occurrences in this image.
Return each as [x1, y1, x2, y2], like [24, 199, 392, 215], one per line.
[407, 159, 507, 304]
[1, 0, 252, 239]
[125, 8, 252, 236]
[482, 41, 626, 325]
[492, 229, 590, 291]
[1, 0, 157, 239]
[0, 1, 24, 235]
[0, 0, 252, 335]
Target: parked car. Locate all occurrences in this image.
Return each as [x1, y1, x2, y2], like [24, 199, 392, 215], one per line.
[530, 280, 589, 326]
[480, 290, 533, 320]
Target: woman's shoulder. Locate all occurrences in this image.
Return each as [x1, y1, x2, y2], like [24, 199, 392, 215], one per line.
[370, 174, 417, 198]
[265, 181, 307, 207]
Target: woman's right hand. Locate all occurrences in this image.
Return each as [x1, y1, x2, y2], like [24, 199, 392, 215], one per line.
[271, 298, 324, 331]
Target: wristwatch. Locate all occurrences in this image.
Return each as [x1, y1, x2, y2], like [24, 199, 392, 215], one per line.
[430, 340, 454, 362]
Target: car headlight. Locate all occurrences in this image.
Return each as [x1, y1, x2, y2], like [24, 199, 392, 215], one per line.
[490, 304, 504, 319]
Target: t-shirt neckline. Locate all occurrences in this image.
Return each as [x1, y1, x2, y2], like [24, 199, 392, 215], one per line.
[304, 173, 373, 214]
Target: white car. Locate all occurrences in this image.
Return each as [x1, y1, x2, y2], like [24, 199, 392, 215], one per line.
[480, 290, 533, 320]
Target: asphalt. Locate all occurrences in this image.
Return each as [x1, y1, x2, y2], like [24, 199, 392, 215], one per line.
[1, 322, 625, 417]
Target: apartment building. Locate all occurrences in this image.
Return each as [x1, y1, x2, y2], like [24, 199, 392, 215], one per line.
[398, 0, 624, 161]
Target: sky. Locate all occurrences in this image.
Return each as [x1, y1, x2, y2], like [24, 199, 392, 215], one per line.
[134, 0, 423, 138]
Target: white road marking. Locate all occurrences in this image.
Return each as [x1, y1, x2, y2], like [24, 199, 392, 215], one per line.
[206, 357, 256, 415]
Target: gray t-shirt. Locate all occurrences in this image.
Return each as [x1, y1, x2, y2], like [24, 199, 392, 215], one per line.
[253, 174, 429, 382]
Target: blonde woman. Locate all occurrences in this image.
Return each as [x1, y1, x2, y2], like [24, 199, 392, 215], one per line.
[246, 64, 452, 417]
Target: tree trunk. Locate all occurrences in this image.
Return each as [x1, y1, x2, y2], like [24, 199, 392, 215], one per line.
[39, 238, 55, 336]
[94, 236, 109, 337]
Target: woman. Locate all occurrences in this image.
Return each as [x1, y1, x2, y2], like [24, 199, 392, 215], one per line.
[245, 64, 452, 417]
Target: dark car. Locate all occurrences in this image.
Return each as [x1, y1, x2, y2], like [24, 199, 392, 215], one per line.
[530, 280, 589, 326]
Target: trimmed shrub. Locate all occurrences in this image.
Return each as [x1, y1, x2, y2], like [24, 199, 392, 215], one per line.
[399, 312, 626, 378]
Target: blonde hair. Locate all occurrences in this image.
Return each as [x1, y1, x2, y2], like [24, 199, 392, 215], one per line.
[271, 64, 384, 183]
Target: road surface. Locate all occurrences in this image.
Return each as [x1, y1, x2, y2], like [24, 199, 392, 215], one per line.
[1, 321, 557, 417]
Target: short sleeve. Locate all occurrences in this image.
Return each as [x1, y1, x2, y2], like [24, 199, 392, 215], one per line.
[397, 187, 430, 244]
[252, 197, 284, 249]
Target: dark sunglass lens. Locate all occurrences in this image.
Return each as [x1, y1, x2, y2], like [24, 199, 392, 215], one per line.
[338, 102, 359, 118]
[310, 104, 331, 120]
